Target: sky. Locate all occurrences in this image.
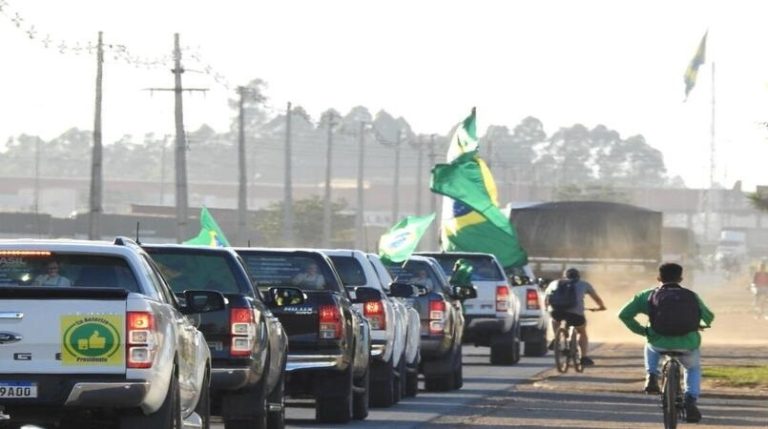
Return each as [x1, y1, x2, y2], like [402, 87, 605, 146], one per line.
[2, 0, 768, 190]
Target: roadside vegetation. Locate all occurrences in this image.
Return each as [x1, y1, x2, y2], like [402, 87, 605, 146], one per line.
[703, 365, 768, 388]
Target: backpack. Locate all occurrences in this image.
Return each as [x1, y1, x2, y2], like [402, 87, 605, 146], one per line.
[648, 284, 701, 336]
[549, 279, 577, 311]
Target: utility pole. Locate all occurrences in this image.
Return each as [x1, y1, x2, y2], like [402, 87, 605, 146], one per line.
[322, 112, 337, 248]
[392, 130, 402, 224]
[88, 31, 104, 240]
[355, 121, 366, 250]
[283, 102, 294, 245]
[145, 34, 207, 243]
[414, 135, 424, 216]
[236, 87, 248, 246]
[428, 134, 438, 249]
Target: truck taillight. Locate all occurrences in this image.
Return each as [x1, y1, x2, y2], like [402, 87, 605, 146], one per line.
[429, 300, 445, 335]
[127, 311, 155, 369]
[364, 300, 386, 330]
[526, 289, 540, 310]
[496, 285, 510, 312]
[319, 304, 342, 340]
[230, 308, 256, 357]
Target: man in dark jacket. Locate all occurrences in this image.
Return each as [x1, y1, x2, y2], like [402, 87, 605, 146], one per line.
[618, 262, 714, 423]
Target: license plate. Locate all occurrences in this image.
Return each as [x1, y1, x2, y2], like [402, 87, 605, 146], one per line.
[0, 382, 37, 398]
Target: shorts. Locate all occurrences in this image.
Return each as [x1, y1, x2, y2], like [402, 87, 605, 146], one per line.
[550, 310, 586, 327]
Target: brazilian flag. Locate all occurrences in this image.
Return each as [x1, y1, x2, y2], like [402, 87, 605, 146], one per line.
[184, 207, 230, 247]
[430, 109, 527, 268]
[684, 31, 707, 100]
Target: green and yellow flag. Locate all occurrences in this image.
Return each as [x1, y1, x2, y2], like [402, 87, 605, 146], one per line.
[184, 207, 230, 247]
[430, 109, 528, 268]
[379, 213, 436, 264]
[684, 31, 707, 100]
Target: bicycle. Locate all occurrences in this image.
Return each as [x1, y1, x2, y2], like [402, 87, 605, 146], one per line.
[552, 308, 603, 373]
[659, 351, 685, 429]
[553, 319, 582, 373]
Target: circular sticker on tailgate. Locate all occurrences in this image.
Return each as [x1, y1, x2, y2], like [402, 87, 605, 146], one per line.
[61, 315, 123, 365]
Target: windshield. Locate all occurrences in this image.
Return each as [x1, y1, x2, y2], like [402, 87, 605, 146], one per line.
[144, 249, 249, 295]
[0, 252, 139, 292]
[425, 254, 505, 282]
[385, 260, 442, 292]
[238, 252, 341, 293]
[328, 255, 366, 287]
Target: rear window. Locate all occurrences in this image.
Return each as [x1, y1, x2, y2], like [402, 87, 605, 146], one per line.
[238, 252, 341, 292]
[0, 252, 139, 292]
[328, 256, 366, 286]
[425, 254, 505, 281]
[385, 260, 441, 292]
[145, 250, 248, 295]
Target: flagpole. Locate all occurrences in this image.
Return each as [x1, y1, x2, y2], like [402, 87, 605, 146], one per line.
[705, 61, 716, 242]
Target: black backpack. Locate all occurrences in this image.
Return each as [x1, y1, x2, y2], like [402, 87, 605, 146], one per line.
[549, 279, 577, 311]
[648, 284, 701, 336]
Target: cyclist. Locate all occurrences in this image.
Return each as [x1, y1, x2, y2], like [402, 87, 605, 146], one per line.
[545, 268, 606, 366]
[618, 262, 715, 423]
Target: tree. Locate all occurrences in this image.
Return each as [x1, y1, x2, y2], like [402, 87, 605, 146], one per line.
[254, 196, 353, 247]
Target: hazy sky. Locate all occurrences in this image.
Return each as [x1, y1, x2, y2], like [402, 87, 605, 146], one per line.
[2, 0, 768, 190]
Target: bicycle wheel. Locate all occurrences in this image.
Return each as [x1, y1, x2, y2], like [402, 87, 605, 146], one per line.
[570, 328, 584, 373]
[662, 360, 679, 429]
[554, 327, 569, 373]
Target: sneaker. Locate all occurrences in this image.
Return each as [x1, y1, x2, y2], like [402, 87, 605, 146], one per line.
[643, 373, 660, 394]
[684, 395, 702, 423]
[548, 339, 555, 351]
[580, 356, 595, 366]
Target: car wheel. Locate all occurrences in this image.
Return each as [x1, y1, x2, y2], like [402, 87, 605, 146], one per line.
[524, 330, 549, 357]
[316, 366, 353, 423]
[352, 360, 370, 420]
[120, 366, 182, 429]
[369, 358, 395, 407]
[267, 361, 286, 429]
[490, 328, 521, 365]
[223, 381, 268, 429]
[393, 352, 406, 403]
[452, 345, 463, 390]
[194, 368, 211, 429]
[405, 349, 420, 397]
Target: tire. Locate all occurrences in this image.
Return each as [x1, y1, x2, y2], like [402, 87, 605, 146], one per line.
[524, 330, 549, 357]
[393, 352, 406, 403]
[452, 345, 463, 390]
[490, 329, 520, 365]
[223, 382, 268, 429]
[120, 366, 182, 429]
[424, 374, 453, 392]
[405, 364, 419, 397]
[662, 362, 679, 429]
[267, 365, 286, 429]
[570, 330, 584, 373]
[352, 362, 370, 420]
[554, 328, 569, 373]
[369, 358, 395, 407]
[316, 366, 353, 423]
[194, 369, 211, 429]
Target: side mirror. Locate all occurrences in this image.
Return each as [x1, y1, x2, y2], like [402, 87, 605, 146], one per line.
[351, 286, 385, 303]
[452, 285, 477, 300]
[180, 290, 226, 314]
[389, 282, 416, 298]
[266, 287, 306, 307]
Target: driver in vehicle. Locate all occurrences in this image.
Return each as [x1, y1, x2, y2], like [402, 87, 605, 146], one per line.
[292, 262, 326, 289]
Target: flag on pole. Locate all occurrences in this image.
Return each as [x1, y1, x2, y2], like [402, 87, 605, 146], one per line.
[184, 207, 231, 247]
[431, 109, 528, 268]
[379, 213, 436, 264]
[684, 31, 707, 100]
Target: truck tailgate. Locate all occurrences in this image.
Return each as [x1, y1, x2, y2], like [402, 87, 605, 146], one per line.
[0, 287, 127, 375]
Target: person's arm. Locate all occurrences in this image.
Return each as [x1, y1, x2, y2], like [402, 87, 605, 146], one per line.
[698, 296, 715, 327]
[585, 282, 606, 310]
[617, 291, 648, 336]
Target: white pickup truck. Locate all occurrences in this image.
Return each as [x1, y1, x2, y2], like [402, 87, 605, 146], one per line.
[0, 238, 224, 429]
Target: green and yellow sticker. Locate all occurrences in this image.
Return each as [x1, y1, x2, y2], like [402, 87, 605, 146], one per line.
[61, 315, 123, 365]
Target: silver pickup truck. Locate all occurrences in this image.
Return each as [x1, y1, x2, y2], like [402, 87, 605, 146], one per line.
[0, 238, 223, 429]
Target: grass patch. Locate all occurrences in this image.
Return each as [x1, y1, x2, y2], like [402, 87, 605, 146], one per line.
[703, 365, 768, 388]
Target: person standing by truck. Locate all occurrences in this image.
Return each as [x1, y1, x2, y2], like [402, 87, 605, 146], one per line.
[545, 268, 607, 366]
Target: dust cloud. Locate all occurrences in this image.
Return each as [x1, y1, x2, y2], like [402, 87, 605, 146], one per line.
[578, 270, 768, 346]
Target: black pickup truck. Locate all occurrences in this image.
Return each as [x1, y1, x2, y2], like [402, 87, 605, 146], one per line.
[143, 244, 293, 429]
[384, 255, 474, 391]
[235, 248, 372, 424]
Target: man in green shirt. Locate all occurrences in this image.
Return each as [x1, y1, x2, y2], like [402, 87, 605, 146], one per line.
[618, 263, 714, 423]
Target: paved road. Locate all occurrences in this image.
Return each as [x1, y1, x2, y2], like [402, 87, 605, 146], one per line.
[212, 346, 552, 429]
